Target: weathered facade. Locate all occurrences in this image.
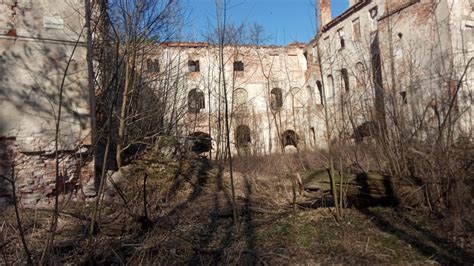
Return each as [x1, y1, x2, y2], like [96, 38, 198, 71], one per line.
[154, 0, 474, 158]
[151, 42, 326, 157]
[0, 0, 94, 206]
[309, 0, 473, 142]
[1, 0, 472, 206]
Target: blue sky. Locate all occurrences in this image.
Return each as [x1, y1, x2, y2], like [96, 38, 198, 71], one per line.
[183, 0, 349, 45]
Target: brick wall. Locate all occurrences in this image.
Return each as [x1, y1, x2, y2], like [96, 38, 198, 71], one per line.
[0, 138, 95, 207]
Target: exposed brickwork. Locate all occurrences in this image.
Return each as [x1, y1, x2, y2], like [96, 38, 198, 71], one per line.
[0, 139, 94, 207]
[318, 0, 332, 27]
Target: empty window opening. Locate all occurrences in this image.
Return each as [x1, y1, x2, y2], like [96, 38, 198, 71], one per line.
[147, 59, 160, 72]
[188, 88, 205, 113]
[327, 75, 335, 99]
[233, 88, 248, 111]
[356, 62, 365, 73]
[337, 28, 345, 49]
[352, 18, 361, 42]
[303, 51, 309, 68]
[356, 62, 365, 87]
[310, 127, 316, 142]
[233, 61, 244, 71]
[465, 23, 474, 45]
[187, 132, 211, 153]
[341, 68, 350, 92]
[369, 6, 378, 18]
[399, 91, 407, 104]
[312, 46, 317, 63]
[316, 81, 324, 105]
[188, 60, 200, 72]
[397, 32, 403, 39]
[235, 125, 251, 148]
[369, 6, 378, 31]
[270, 88, 283, 110]
[282, 130, 298, 147]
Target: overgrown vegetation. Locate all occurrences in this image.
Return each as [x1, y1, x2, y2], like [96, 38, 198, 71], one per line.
[1, 148, 473, 264]
[1, 0, 473, 264]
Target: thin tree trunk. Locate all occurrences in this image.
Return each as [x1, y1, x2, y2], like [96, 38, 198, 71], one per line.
[10, 163, 33, 264]
[217, 0, 237, 225]
[40, 29, 83, 263]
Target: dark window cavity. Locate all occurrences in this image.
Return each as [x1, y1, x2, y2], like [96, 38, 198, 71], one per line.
[233, 61, 244, 71]
[270, 87, 283, 110]
[188, 60, 200, 72]
[235, 125, 251, 148]
[188, 88, 205, 113]
[341, 68, 350, 92]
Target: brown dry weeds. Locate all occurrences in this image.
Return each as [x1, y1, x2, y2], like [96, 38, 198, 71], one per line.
[1, 152, 473, 264]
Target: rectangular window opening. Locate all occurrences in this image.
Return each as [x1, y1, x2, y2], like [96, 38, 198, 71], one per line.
[147, 59, 160, 72]
[188, 60, 200, 72]
[337, 28, 345, 50]
[352, 18, 361, 42]
[233, 61, 244, 71]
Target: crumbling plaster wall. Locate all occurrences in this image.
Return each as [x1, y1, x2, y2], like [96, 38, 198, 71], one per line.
[313, 0, 387, 140]
[310, 0, 472, 142]
[377, 0, 473, 139]
[446, 0, 474, 136]
[153, 43, 325, 156]
[0, 0, 94, 206]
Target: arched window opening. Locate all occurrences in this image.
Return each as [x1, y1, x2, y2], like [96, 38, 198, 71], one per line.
[186, 132, 211, 153]
[341, 68, 350, 92]
[235, 125, 251, 148]
[270, 88, 283, 110]
[188, 88, 205, 113]
[327, 75, 335, 99]
[316, 81, 324, 106]
[282, 130, 298, 147]
[233, 88, 248, 111]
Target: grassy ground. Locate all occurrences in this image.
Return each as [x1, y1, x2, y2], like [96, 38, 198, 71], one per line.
[1, 154, 473, 264]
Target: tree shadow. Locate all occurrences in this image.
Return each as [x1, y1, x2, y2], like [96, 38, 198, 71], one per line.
[165, 156, 213, 217]
[242, 175, 259, 264]
[186, 162, 236, 265]
[356, 173, 474, 264]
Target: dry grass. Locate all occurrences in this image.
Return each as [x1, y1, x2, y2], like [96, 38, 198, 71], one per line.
[1, 151, 473, 264]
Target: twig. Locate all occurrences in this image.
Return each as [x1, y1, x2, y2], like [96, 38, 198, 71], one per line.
[365, 236, 370, 254]
[9, 164, 33, 264]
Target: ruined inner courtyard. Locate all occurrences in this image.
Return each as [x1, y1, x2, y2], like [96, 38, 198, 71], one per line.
[0, 0, 473, 264]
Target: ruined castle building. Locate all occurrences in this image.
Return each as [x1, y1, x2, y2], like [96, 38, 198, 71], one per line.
[0, 1, 93, 205]
[310, 0, 473, 141]
[0, 0, 472, 206]
[152, 42, 327, 157]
